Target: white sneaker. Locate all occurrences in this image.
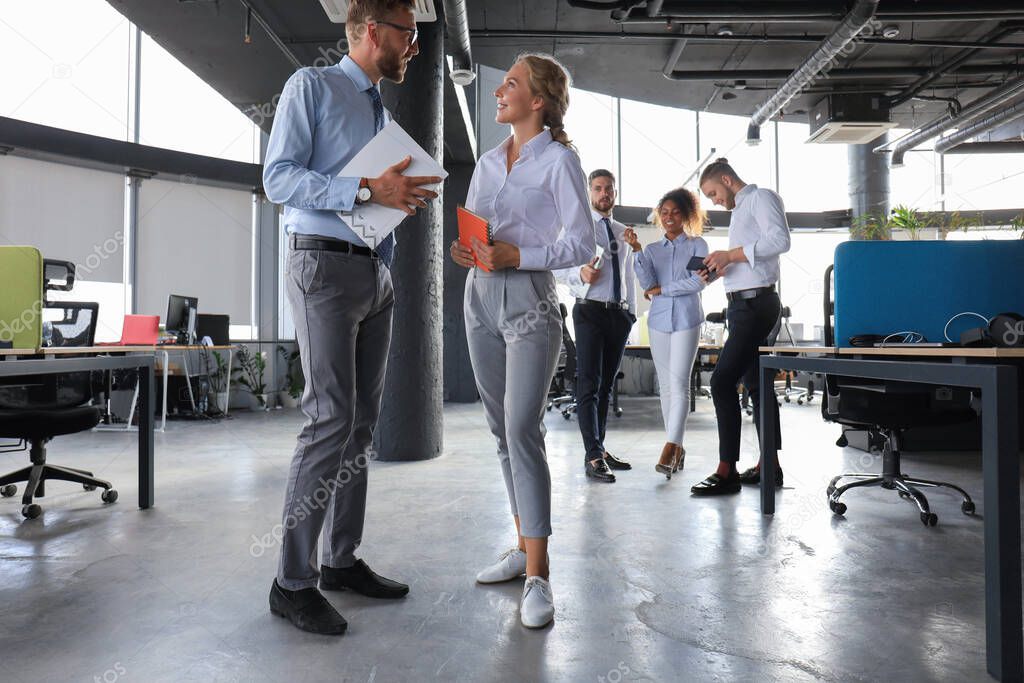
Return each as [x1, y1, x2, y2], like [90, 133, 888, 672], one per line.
[476, 548, 527, 584]
[520, 576, 554, 628]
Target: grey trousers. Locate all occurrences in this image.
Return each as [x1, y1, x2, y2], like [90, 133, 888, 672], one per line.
[277, 247, 394, 590]
[464, 268, 562, 538]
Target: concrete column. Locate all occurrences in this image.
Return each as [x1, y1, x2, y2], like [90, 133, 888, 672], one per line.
[442, 161, 477, 402]
[374, 17, 444, 462]
[848, 131, 890, 220]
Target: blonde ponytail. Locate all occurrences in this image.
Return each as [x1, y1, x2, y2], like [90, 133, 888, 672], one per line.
[516, 52, 574, 149]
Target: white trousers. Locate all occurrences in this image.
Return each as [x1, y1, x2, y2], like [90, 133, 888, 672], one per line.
[649, 325, 701, 445]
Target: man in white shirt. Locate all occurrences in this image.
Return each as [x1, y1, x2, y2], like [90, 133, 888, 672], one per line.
[557, 170, 636, 483]
[691, 158, 789, 496]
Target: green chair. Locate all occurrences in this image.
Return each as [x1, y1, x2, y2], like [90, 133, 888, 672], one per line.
[0, 246, 44, 350]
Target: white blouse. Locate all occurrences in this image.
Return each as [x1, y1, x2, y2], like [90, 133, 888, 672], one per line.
[465, 129, 596, 271]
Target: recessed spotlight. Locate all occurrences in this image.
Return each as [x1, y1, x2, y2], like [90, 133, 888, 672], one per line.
[882, 25, 900, 39]
[717, 25, 734, 36]
[734, 80, 747, 90]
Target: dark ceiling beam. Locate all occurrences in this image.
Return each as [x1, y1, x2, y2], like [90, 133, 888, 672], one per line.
[0, 117, 263, 191]
[465, 29, 1024, 52]
[889, 24, 1021, 107]
[619, 3, 1024, 24]
[669, 64, 1022, 81]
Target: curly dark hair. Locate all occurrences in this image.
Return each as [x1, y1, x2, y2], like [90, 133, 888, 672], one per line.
[655, 187, 705, 237]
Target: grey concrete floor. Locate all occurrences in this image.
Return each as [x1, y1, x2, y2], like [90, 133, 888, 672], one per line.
[0, 395, 1006, 682]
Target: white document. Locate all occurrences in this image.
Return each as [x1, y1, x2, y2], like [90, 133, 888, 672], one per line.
[336, 120, 448, 249]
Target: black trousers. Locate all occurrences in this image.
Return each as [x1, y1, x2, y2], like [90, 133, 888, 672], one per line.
[710, 291, 782, 463]
[572, 303, 634, 463]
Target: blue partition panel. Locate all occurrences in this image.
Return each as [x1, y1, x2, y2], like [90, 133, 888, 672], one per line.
[833, 240, 1024, 346]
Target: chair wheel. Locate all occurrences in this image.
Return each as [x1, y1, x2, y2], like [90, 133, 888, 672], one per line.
[784, 396, 790, 403]
[101, 489, 118, 504]
[921, 512, 938, 526]
[0, 484, 16, 497]
[797, 399, 804, 405]
[829, 500, 846, 516]
[836, 434, 848, 447]
[615, 408, 623, 418]
[83, 484, 97, 491]
[22, 504, 41, 519]
[961, 501, 976, 515]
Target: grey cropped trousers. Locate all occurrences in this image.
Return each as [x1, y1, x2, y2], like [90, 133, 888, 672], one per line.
[464, 267, 562, 538]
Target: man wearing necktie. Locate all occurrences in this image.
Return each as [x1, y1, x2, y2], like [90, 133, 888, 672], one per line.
[262, 0, 441, 635]
[558, 170, 637, 483]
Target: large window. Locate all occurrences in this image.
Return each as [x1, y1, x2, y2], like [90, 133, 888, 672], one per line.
[0, 0, 131, 141]
[139, 34, 259, 163]
[619, 99, 698, 208]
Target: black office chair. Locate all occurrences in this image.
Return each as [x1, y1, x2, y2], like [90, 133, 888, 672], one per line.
[821, 264, 975, 526]
[0, 266, 117, 519]
[773, 306, 814, 405]
[546, 303, 578, 419]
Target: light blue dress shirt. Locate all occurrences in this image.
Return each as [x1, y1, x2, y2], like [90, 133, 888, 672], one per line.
[555, 210, 637, 315]
[634, 234, 709, 333]
[263, 56, 391, 247]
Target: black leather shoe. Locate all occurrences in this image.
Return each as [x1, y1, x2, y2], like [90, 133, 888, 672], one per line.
[319, 559, 409, 599]
[738, 466, 784, 487]
[690, 472, 741, 496]
[269, 580, 347, 635]
[585, 458, 616, 483]
[603, 451, 632, 470]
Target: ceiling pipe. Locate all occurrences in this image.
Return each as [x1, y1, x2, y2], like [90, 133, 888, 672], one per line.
[942, 141, 1024, 154]
[889, 24, 1020, 107]
[565, 0, 639, 10]
[441, 0, 475, 85]
[670, 65, 1021, 82]
[646, 0, 665, 16]
[616, 1, 1024, 23]
[934, 100, 1024, 155]
[466, 29, 1024, 52]
[661, 24, 697, 77]
[236, 0, 303, 69]
[876, 76, 1024, 167]
[745, 0, 879, 146]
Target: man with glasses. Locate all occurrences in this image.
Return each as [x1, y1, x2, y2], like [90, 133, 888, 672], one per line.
[263, 0, 440, 635]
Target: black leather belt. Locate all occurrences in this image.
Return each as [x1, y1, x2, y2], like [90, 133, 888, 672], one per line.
[289, 234, 375, 257]
[726, 284, 776, 303]
[576, 297, 629, 311]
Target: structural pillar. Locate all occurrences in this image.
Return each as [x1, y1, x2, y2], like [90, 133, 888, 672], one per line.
[848, 131, 890, 221]
[442, 161, 477, 402]
[374, 16, 444, 461]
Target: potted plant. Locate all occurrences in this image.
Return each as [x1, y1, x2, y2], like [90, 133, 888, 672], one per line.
[850, 211, 890, 241]
[277, 345, 304, 409]
[210, 350, 231, 414]
[888, 205, 932, 240]
[233, 345, 272, 410]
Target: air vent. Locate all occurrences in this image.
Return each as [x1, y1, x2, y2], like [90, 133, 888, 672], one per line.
[806, 93, 896, 145]
[806, 121, 898, 144]
[318, 0, 437, 23]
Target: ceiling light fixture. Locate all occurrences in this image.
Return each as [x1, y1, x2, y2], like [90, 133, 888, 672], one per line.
[882, 25, 900, 39]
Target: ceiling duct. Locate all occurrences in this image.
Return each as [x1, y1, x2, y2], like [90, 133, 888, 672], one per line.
[442, 0, 475, 85]
[745, 0, 880, 145]
[934, 100, 1024, 155]
[318, 0, 437, 23]
[877, 75, 1024, 167]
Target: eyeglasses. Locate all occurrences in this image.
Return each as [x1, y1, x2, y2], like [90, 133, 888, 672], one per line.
[370, 20, 418, 45]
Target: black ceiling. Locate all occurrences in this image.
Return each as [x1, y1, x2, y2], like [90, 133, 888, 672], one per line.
[104, 1, 1024, 136]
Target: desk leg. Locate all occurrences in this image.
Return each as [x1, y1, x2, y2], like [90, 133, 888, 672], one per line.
[138, 364, 155, 509]
[690, 359, 698, 413]
[225, 349, 233, 416]
[983, 368, 1021, 681]
[160, 351, 168, 432]
[760, 362, 778, 515]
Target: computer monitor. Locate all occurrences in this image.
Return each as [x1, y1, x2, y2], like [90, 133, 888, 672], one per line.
[166, 294, 198, 344]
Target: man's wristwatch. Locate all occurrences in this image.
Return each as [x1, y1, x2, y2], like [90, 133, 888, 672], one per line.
[355, 177, 372, 204]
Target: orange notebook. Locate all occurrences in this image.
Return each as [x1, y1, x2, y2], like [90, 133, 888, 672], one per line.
[457, 206, 494, 272]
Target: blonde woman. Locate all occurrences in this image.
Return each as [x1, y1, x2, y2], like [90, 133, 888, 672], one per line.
[626, 187, 709, 479]
[449, 54, 595, 628]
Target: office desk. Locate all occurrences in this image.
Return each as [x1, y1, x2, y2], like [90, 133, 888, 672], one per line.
[758, 345, 1023, 681]
[0, 353, 155, 509]
[623, 344, 722, 412]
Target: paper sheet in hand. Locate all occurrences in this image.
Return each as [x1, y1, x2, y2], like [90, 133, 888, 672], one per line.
[580, 245, 605, 298]
[336, 120, 448, 249]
